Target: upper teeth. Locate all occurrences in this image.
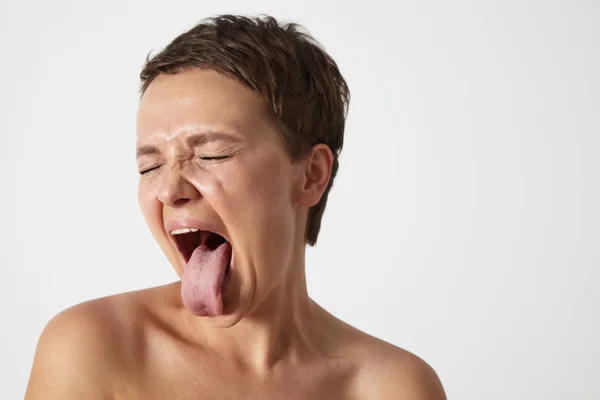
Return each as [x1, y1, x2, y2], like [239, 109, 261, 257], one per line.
[170, 228, 200, 235]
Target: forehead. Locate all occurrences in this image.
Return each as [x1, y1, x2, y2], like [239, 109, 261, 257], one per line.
[136, 68, 273, 141]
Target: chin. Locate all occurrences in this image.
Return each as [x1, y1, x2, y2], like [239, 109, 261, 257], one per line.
[203, 285, 256, 329]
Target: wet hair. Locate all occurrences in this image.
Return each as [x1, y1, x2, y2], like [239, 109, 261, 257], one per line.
[139, 14, 350, 246]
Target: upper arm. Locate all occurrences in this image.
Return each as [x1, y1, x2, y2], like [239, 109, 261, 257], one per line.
[359, 348, 447, 400]
[25, 303, 120, 400]
[390, 354, 447, 400]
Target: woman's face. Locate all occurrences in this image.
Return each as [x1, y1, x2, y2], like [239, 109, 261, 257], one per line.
[136, 68, 306, 325]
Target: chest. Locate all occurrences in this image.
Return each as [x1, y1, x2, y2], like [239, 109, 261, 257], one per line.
[116, 351, 357, 400]
[117, 370, 354, 400]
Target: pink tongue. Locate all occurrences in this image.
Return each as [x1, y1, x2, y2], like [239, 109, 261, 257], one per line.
[181, 241, 232, 317]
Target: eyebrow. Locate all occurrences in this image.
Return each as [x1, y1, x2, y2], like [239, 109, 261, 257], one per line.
[135, 144, 161, 158]
[136, 131, 241, 159]
[186, 131, 242, 148]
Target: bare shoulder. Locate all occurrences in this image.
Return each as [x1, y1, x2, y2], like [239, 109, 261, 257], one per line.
[350, 333, 447, 400]
[25, 283, 178, 399]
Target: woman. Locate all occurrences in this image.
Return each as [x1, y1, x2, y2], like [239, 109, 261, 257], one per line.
[26, 14, 446, 399]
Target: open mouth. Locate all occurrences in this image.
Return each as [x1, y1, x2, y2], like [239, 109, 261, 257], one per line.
[171, 229, 232, 279]
[171, 229, 225, 261]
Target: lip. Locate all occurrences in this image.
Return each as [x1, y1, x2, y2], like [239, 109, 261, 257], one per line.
[165, 217, 229, 241]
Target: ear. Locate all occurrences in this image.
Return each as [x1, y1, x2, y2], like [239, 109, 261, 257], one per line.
[297, 144, 334, 207]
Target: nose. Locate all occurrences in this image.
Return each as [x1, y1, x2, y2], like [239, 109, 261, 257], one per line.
[156, 163, 200, 207]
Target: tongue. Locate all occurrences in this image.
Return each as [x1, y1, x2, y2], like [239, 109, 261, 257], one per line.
[181, 241, 232, 317]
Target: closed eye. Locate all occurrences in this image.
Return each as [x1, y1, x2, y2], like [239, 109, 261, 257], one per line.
[139, 165, 162, 175]
[200, 155, 230, 161]
[139, 156, 229, 174]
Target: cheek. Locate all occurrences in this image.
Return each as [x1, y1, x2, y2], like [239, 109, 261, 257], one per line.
[138, 178, 181, 270]
[138, 180, 155, 218]
[137, 180, 163, 236]
[221, 155, 297, 259]
[226, 155, 292, 216]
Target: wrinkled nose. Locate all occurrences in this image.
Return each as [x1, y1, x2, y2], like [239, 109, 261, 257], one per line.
[156, 163, 200, 207]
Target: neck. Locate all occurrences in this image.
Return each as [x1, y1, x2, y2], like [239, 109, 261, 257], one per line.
[185, 246, 325, 372]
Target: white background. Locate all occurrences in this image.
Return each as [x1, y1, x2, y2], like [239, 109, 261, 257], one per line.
[1, 0, 599, 399]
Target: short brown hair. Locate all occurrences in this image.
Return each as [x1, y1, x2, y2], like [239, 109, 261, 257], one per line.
[139, 14, 350, 246]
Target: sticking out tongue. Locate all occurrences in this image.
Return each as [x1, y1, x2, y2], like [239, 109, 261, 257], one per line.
[181, 239, 232, 317]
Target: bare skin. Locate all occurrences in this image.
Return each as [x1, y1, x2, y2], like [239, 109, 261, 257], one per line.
[25, 69, 446, 400]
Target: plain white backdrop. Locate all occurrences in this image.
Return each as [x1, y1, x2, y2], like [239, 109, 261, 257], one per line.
[1, 0, 599, 398]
